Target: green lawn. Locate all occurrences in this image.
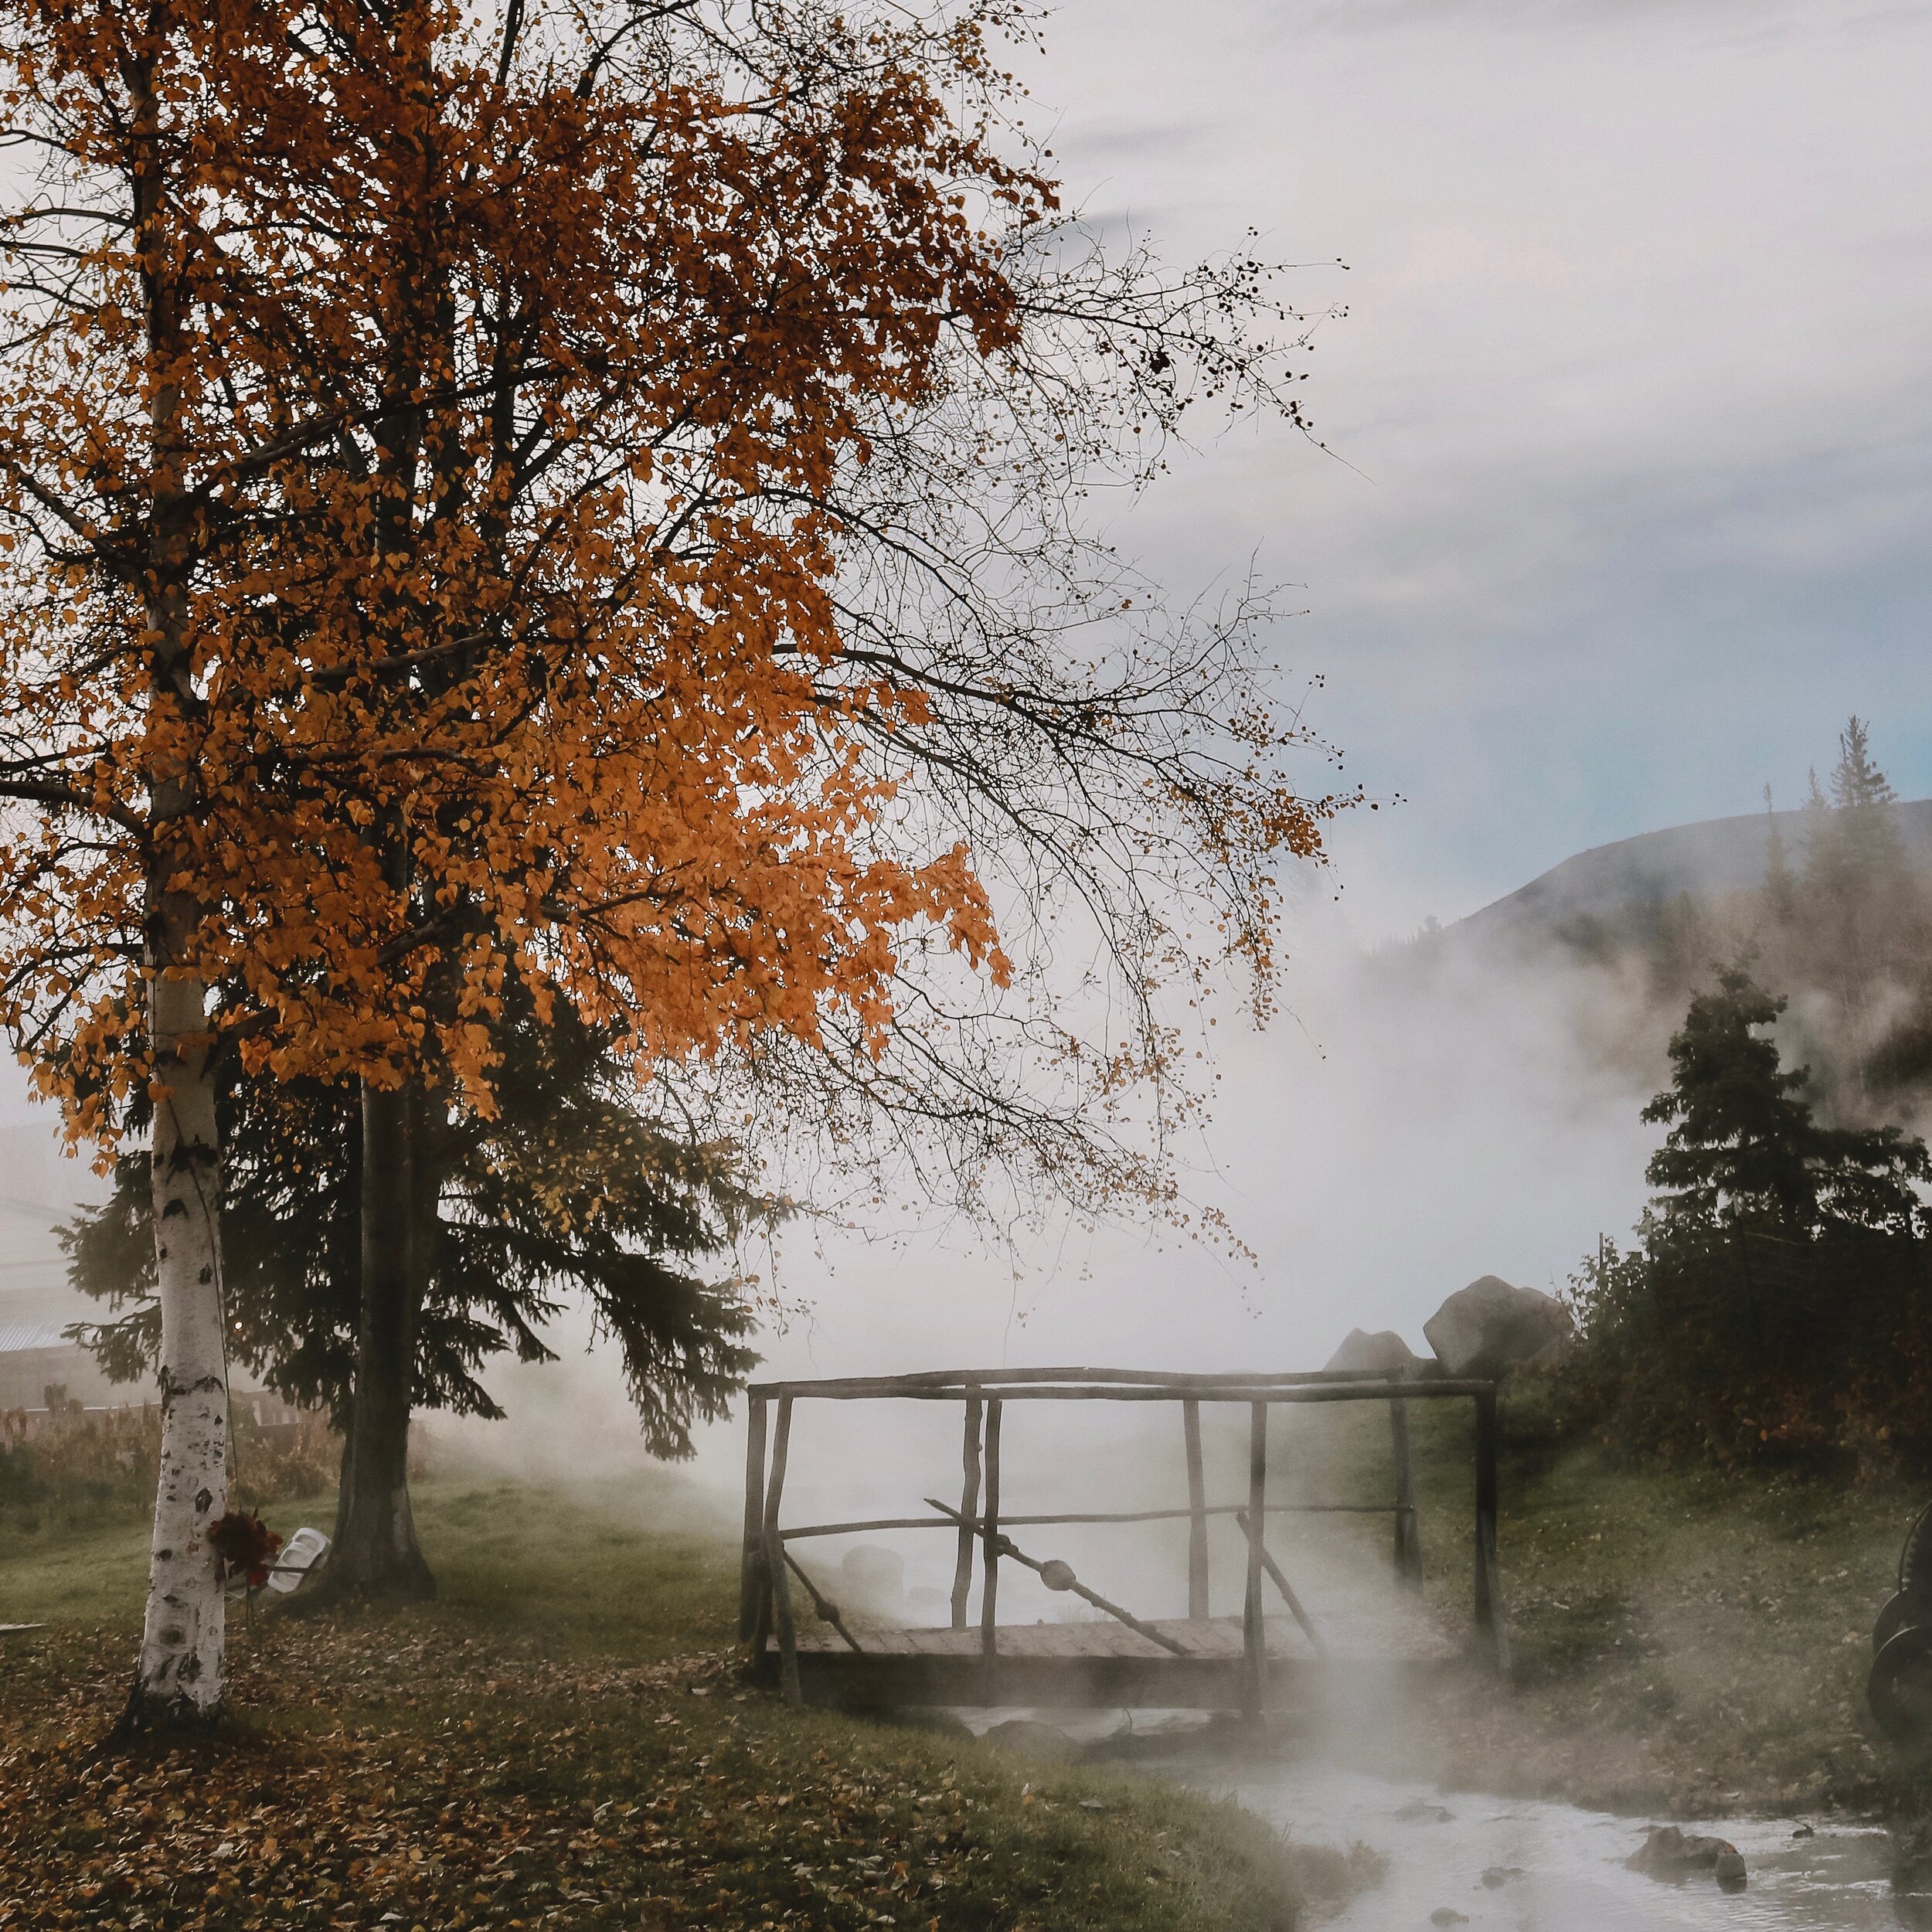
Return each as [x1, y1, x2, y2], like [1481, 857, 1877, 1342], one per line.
[0, 1473, 1373, 1931]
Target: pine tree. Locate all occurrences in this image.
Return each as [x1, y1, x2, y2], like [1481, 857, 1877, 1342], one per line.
[1832, 716, 1900, 812]
[1811, 716, 1911, 910]
[1572, 966, 1932, 1461]
[1763, 784, 1798, 928]
[1644, 968, 1824, 1233]
[1792, 718, 1923, 1114]
[65, 985, 771, 1500]
[1641, 964, 1929, 1236]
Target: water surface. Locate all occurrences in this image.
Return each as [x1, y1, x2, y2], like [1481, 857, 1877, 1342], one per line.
[1148, 1756, 1915, 1932]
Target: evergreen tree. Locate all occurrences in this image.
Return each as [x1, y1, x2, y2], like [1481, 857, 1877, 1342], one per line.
[1770, 719, 1923, 1120]
[1568, 967, 1932, 1463]
[1643, 967, 1820, 1233]
[66, 984, 771, 1480]
[1763, 784, 1798, 928]
[1642, 964, 1930, 1236]
[1809, 716, 1913, 917]
[1832, 715, 1900, 812]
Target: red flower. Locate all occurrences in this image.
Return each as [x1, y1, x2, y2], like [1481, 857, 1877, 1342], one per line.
[207, 1510, 284, 1591]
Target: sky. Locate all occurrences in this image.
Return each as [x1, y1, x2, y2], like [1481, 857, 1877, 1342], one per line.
[1028, 0, 1932, 943]
[725, 0, 1932, 1386]
[9, 0, 1932, 1476]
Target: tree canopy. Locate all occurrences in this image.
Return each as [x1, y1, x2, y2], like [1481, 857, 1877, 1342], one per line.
[0, 0, 1342, 1178]
[0, 0, 1350, 1714]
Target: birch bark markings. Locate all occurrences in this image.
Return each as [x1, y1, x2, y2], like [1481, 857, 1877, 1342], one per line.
[134, 969, 228, 1724]
[127, 43, 230, 1727]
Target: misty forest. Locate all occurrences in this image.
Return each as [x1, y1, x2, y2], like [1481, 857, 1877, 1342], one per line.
[5, 2, 1932, 1930]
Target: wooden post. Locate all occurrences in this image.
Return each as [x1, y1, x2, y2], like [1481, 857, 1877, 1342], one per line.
[1472, 1389, 1511, 1676]
[761, 1395, 802, 1706]
[980, 1397, 1004, 1690]
[1389, 1392, 1422, 1590]
[1183, 1397, 1209, 1620]
[1236, 1509, 1328, 1658]
[739, 1393, 769, 1641]
[1242, 1400, 1267, 1719]
[951, 1393, 984, 1631]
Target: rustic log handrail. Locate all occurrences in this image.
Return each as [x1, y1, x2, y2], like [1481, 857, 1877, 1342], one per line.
[740, 1366, 1512, 1706]
[754, 1365, 1411, 1391]
[747, 1372, 1488, 1403]
[1236, 1508, 1328, 1660]
[783, 1549, 865, 1655]
[779, 1501, 1403, 1540]
[1183, 1398, 1209, 1620]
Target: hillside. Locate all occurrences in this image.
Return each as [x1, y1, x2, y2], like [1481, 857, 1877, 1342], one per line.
[1386, 750, 1932, 1132]
[1454, 798, 1932, 957]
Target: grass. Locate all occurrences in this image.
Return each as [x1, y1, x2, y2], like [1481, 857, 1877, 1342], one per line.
[1273, 1393, 1932, 1819]
[0, 1472, 1375, 1932]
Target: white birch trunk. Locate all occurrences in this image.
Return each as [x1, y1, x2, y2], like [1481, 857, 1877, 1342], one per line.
[131, 968, 228, 1723]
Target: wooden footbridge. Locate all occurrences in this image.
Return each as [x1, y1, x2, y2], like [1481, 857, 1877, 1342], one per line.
[739, 1366, 1511, 1712]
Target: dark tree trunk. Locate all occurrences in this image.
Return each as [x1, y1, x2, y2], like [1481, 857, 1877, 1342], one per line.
[322, 1079, 436, 1600]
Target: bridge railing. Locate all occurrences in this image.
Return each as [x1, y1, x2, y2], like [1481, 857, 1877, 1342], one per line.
[740, 1367, 1509, 1710]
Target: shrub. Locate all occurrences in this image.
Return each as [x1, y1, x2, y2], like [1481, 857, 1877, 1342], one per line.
[0, 1403, 341, 1531]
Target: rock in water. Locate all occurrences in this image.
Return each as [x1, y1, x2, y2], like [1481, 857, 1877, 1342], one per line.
[1430, 1910, 1468, 1927]
[1324, 1328, 1421, 1375]
[1423, 1276, 1574, 1379]
[1626, 1825, 1747, 1886]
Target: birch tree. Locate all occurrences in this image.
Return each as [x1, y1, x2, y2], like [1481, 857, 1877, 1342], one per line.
[0, 0, 1352, 1691]
[0, 1, 295, 1726]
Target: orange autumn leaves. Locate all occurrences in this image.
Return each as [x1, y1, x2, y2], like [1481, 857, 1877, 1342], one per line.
[0, 0, 1043, 1131]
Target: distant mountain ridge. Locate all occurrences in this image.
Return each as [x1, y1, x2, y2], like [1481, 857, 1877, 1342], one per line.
[1454, 798, 1932, 953]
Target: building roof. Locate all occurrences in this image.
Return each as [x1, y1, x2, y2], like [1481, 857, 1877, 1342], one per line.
[0, 1315, 73, 1354]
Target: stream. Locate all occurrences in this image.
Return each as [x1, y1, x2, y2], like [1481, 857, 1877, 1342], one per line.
[954, 1706, 1923, 1929]
[1145, 1753, 1923, 1932]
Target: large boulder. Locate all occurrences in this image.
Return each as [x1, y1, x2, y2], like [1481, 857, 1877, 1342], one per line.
[1324, 1328, 1420, 1376]
[1423, 1275, 1573, 1379]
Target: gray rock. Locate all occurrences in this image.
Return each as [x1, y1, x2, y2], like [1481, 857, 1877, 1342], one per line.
[1626, 1825, 1747, 1884]
[1430, 1910, 1468, 1927]
[1423, 1275, 1574, 1379]
[1481, 1866, 1525, 1888]
[1325, 1328, 1420, 1376]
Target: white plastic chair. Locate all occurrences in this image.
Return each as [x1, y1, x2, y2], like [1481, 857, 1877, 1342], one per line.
[267, 1526, 331, 1594]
